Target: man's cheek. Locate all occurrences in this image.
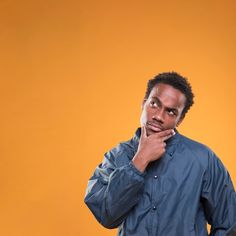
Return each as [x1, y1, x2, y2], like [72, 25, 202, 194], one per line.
[165, 123, 176, 130]
[140, 114, 147, 125]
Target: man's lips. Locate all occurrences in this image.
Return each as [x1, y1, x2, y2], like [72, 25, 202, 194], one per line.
[146, 122, 163, 132]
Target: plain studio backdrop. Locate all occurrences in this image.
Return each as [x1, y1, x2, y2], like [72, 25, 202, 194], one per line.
[0, 0, 236, 235]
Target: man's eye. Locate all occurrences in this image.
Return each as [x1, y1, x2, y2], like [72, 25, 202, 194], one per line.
[168, 110, 176, 116]
[150, 101, 157, 107]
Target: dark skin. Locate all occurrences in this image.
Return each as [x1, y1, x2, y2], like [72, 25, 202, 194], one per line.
[132, 83, 186, 172]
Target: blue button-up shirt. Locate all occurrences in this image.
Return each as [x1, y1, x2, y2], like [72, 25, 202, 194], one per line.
[85, 128, 236, 235]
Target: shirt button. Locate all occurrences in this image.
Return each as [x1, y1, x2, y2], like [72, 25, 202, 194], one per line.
[154, 175, 158, 179]
[153, 206, 156, 210]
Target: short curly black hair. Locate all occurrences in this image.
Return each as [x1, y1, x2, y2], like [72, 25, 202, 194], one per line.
[144, 72, 194, 118]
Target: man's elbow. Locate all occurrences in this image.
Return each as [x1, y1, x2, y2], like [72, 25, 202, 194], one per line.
[84, 197, 121, 229]
[99, 217, 121, 229]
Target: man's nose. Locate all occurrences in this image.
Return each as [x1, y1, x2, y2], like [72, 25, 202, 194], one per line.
[152, 109, 164, 123]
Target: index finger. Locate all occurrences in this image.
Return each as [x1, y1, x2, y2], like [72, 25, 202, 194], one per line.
[156, 129, 175, 138]
[140, 125, 147, 139]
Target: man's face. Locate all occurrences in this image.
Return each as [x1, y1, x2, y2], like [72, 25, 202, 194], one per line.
[140, 83, 186, 136]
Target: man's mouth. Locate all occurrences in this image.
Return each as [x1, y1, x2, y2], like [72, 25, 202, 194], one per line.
[146, 121, 163, 132]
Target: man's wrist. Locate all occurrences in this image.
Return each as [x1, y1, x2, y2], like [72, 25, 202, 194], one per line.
[132, 153, 149, 173]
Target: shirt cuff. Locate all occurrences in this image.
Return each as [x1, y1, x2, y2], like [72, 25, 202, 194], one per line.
[129, 161, 147, 177]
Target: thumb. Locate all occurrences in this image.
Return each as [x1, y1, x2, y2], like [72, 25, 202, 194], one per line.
[140, 125, 147, 139]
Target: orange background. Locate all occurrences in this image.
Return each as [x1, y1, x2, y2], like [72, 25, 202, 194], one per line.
[0, 0, 236, 235]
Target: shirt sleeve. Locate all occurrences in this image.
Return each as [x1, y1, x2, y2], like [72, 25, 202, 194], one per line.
[84, 146, 145, 229]
[201, 151, 236, 235]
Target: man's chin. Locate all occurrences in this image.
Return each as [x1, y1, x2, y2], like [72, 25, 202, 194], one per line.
[145, 124, 163, 135]
[146, 127, 161, 136]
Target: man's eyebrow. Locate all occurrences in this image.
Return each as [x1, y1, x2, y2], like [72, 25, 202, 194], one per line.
[150, 96, 161, 102]
[150, 96, 179, 112]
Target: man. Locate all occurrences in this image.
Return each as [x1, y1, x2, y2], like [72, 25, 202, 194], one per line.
[84, 72, 236, 235]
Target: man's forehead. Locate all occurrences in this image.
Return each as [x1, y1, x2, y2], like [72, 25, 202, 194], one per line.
[149, 83, 185, 97]
[148, 83, 186, 107]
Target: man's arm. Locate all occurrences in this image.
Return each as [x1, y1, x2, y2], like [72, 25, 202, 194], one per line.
[84, 147, 145, 229]
[201, 152, 236, 235]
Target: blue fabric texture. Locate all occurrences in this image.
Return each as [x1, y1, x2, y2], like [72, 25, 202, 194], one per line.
[85, 128, 236, 236]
